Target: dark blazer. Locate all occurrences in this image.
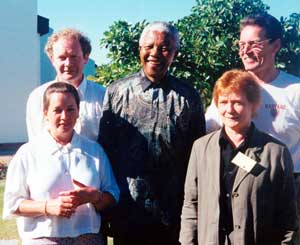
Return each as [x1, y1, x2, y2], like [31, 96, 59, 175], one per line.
[180, 126, 297, 245]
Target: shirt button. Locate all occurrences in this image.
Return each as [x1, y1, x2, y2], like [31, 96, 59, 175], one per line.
[226, 193, 230, 198]
[235, 225, 241, 229]
[232, 192, 239, 198]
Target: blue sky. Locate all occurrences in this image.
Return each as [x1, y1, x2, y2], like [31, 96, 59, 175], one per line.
[38, 0, 300, 65]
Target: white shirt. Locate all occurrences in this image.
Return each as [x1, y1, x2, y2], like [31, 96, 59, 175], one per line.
[26, 78, 105, 142]
[206, 71, 300, 172]
[3, 131, 119, 239]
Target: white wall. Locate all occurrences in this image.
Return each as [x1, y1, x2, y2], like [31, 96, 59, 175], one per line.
[0, 0, 39, 143]
[40, 28, 56, 83]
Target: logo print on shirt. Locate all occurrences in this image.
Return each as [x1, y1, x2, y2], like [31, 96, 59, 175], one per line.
[270, 108, 278, 118]
[265, 104, 286, 119]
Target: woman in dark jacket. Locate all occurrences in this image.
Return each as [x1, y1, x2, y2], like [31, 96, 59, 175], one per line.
[180, 69, 297, 245]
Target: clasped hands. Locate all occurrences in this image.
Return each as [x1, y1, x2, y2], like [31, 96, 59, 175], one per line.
[45, 179, 102, 218]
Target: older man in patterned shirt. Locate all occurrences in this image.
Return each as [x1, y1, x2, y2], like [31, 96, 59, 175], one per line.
[98, 21, 206, 245]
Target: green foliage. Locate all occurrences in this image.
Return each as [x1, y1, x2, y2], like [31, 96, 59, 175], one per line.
[0, 180, 19, 239]
[93, 0, 300, 107]
[91, 21, 145, 86]
[172, 0, 269, 106]
[277, 13, 300, 75]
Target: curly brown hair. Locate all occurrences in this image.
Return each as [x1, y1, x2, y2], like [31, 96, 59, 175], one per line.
[45, 28, 91, 58]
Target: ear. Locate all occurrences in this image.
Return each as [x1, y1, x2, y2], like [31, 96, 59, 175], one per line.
[251, 103, 260, 118]
[83, 53, 89, 64]
[75, 109, 79, 120]
[173, 50, 179, 59]
[272, 39, 281, 55]
[43, 110, 49, 121]
[49, 55, 55, 66]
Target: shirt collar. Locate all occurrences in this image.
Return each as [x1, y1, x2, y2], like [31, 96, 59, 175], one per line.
[54, 76, 87, 99]
[219, 122, 255, 150]
[139, 69, 171, 92]
[41, 130, 82, 155]
[77, 77, 87, 99]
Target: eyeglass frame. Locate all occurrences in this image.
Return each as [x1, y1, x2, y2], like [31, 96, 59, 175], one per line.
[235, 38, 273, 50]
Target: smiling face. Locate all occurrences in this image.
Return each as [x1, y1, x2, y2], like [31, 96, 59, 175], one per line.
[217, 90, 255, 134]
[50, 38, 89, 87]
[239, 25, 280, 76]
[139, 30, 177, 83]
[44, 92, 79, 145]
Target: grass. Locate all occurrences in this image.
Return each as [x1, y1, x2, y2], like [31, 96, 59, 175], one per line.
[0, 180, 19, 240]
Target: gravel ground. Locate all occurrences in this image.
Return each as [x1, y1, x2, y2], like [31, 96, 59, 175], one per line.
[0, 143, 17, 167]
[0, 142, 19, 178]
[0, 155, 13, 164]
[0, 155, 13, 180]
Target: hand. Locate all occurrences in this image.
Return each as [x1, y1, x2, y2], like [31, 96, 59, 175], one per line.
[45, 196, 77, 218]
[58, 179, 102, 208]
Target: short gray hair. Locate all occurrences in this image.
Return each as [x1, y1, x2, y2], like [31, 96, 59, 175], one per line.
[139, 21, 180, 50]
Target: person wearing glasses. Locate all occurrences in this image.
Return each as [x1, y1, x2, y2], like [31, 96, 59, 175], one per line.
[205, 13, 300, 243]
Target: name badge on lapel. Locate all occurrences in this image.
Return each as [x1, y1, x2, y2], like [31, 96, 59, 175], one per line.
[232, 152, 257, 173]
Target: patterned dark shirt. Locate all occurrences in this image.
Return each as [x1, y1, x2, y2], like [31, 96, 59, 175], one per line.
[99, 69, 205, 237]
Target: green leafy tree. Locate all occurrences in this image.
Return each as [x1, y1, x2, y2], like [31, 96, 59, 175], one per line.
[277, 13, 300, 75]
[92, 0, 300, 107]
[172, 0, 269, 106]
[91, 21, 145, 86]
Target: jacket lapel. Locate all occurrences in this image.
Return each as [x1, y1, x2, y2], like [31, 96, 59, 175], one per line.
[232, 128, 263, 191]
[210, 131, 222, 195]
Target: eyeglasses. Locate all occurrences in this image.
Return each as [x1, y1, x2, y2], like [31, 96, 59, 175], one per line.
[236, 39, 272, 50]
